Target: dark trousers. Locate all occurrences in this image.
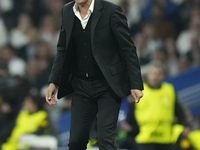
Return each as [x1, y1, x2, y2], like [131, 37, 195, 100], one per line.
[68, 77, 121, 150]
[139, 143, 172, 150]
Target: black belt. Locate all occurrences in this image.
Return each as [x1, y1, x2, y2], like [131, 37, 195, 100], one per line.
[77, 75, 105, 81]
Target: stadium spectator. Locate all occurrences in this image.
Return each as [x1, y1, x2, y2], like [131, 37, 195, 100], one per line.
[10, 13, 32, 49]
[142, 22, 163, 54]
[0, 9, 8, 47]
[11, 0, 46, 27]
[35, 42, 54, 90]
[142, 0, 179, 25]
[0, 45, 26, 77]
[146, 3, 175, 39]
[134, 33, 152, 67]
[40, 15, 60, 56]
[178, 58, 191, 74]
[118, 0, 142, 27]
[18, 28, 40, 61]
[176, 16, 200, 55]
[186, 34, 200, 68]
[164, 37, 180, 76]
[132, 63, 189, 150]
[26, 59, 41, 90]
[1, 94, 50, 150]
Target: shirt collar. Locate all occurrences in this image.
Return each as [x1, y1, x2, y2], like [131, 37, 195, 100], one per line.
[73, 0, 95, 14]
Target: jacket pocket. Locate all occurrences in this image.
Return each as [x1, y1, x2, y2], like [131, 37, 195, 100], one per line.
[110, 61, 127, 75]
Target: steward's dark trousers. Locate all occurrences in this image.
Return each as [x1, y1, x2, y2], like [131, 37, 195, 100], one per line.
[68, 77, 121, 150]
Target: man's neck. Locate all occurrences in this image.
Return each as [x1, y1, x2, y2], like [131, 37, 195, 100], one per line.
[77, 0, 92, 18]
[146, 81, 162, 89]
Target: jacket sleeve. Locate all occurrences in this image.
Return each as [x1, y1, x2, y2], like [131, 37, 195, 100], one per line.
[48, 8, 66, 86]
[111, 6, 143, 90]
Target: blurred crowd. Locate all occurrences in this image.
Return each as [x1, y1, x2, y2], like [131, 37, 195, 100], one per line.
[114, 0, 200, 76]
[0, 0, 73, 148]
[0, 0, 200, 149]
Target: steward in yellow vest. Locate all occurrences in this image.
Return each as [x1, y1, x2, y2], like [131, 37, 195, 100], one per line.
[133, 63, 189, 150]
[135, 82, 176, 143]
[1, 95, 50, 150]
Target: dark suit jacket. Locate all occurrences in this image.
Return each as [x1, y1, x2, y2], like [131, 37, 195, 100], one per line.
[48, 0, 143, 99]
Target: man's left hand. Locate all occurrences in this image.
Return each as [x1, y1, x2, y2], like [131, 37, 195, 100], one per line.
[130, 89, 144, 103]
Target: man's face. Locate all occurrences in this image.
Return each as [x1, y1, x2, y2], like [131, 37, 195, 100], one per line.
[75, 0, 90, 5]
[23, 97, 38, 114]
[147, 66, 164, 88]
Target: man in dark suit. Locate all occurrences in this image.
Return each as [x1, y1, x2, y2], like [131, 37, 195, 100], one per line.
[46, 0, 144, 149]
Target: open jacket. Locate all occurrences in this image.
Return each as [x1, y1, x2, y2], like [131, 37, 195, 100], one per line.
[48, 0, 143, 99]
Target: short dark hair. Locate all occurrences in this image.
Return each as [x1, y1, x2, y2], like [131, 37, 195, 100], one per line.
[149, 61, 166, 74]
[25, 94, 45, 111]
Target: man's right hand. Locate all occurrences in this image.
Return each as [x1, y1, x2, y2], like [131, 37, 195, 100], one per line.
[46, 83, 58, 105]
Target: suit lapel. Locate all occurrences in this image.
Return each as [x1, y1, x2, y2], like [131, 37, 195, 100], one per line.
[91, 0, 103, 49]
[64, 3, 75, 50]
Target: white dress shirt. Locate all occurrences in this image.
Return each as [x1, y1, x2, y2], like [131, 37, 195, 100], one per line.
[73, 0, 95, 29]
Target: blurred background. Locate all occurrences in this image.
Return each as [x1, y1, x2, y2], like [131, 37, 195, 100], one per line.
[0, 0, 200, 150]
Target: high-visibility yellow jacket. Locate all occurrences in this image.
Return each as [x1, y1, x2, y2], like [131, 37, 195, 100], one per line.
[135, 82, 176, 143]
[1, 110, 47, 150]
[171, 124, 184, 144]
[188, 130, 200, 150]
